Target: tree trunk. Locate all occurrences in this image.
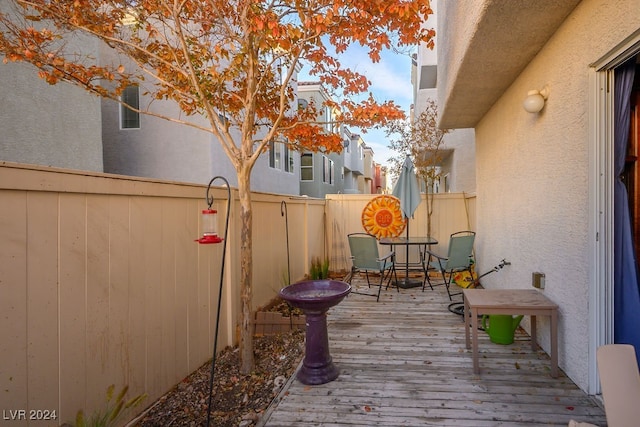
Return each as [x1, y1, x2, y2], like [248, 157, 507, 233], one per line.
[237, 165, 254, 374]
[425, 179, 433, 238]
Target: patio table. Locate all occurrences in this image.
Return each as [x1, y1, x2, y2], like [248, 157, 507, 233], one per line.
[380, 236, 438, 288]
[463, 288, 559, 377]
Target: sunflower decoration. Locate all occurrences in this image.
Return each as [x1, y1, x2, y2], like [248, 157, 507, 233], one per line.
[361, 195, 406, 239]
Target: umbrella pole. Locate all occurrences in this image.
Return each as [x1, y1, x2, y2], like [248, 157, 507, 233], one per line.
[397, 218, 422, 289]
[405, 219, 410, 286]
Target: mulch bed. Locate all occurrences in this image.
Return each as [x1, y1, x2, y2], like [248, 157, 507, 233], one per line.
[132, 299, 305, 427]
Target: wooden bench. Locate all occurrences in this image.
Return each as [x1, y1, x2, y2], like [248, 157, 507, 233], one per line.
[463, 288, 559, 377]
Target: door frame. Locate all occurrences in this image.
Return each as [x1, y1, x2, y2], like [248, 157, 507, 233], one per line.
[589, 29, 640, 395]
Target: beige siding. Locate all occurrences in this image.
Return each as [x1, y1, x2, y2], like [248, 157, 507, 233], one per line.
[0, 164, 238, 424]
[27, 192, 59, 413]
[2, 191, 28, 416]
[0, 162, 475, 425]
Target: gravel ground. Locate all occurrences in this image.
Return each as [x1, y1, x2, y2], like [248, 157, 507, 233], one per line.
[131, 313, 304, 427]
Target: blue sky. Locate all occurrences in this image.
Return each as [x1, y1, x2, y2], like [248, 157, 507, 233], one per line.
[343, 47, 414, 169]
[299, 45, 415, 170]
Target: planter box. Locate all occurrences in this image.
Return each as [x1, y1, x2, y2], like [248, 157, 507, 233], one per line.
[254, 311, 305, 336]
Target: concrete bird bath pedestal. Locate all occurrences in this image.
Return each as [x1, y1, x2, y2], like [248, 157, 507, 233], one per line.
[278, 280, 351, 385]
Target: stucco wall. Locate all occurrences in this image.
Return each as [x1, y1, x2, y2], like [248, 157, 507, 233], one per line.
[444, 128, 476, 193]
[413, 88, 476, 194]
[0, 0, 103, 171]
[101, 94, 215, 184]
[100, 85, 303, 195]
[472, 0, 640, 391]
[0, 59, 103, 172]
[414, 2, 477, 195]
[98, 45, 301, 195]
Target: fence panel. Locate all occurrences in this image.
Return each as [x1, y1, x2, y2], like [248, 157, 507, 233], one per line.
[0, 162, 475, 425]
[325, 193, 476, 273]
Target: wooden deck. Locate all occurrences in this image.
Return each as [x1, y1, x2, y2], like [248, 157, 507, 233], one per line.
[260, 275, 607, 426]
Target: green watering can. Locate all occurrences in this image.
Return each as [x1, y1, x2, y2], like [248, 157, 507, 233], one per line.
[482, 314, 524, 345]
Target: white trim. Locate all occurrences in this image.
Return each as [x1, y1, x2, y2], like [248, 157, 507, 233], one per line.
[119, 85, 140, 130]
[300, 152, 314, 181]
[588, 31, 640, 395]
[588, 67, 614, 395]
[591, 28, 640, 70]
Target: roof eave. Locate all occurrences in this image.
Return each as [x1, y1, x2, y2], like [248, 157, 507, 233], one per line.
[436, 0, 581, 129]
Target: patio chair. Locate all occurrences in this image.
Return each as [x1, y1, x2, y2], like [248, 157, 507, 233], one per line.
[347, 233, 398, 301]
[424, 231, 476, 300]
[596, 344, 640, 427]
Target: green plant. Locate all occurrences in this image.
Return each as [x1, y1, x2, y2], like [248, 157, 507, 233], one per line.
[71, 385, 146, 427]
[310, 257, 330, 280]
[321, 258, 330, 279]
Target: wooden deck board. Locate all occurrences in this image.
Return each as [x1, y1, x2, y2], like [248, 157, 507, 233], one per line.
[260, 276, 607, 426]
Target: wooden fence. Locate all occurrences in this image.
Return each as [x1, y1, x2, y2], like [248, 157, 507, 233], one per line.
[0, 162, 475, 425]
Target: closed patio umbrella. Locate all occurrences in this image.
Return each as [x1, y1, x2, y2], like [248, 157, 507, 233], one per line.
[392, 156, 422, 287]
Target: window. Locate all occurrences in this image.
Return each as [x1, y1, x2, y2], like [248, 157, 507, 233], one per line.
[301, 153, 313, 181]
[284, 144, 294, 173]
[270, 140, 294, 173]
[120, 85, 140, 129]
[419, 65, 438, 89]
[322, 155, 334, 184]
[269, 140, 281, 169]
[324, 105, 333, 133]
[331, 160, 335, 183]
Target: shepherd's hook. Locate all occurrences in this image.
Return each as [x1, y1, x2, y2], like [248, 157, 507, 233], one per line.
[281, 200, 291, 287]
[204, 176, 231, 427]
[281, 200, 296, 330]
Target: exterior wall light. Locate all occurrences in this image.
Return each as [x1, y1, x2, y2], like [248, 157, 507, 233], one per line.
[523, 86, 549, 113]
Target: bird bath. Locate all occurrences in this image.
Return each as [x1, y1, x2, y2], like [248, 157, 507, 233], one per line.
[278, 280, 351, 385]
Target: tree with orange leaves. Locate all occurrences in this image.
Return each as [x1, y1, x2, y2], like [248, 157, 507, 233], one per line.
[0, 0, 434, 373]
[387, 99, 449, 237]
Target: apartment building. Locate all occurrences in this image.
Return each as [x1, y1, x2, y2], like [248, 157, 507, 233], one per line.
[412, 0, 476, 194]
[1, 37, 386, 198]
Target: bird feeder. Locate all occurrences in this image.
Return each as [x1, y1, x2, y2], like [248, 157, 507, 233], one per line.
[196, 208, 223, 244]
